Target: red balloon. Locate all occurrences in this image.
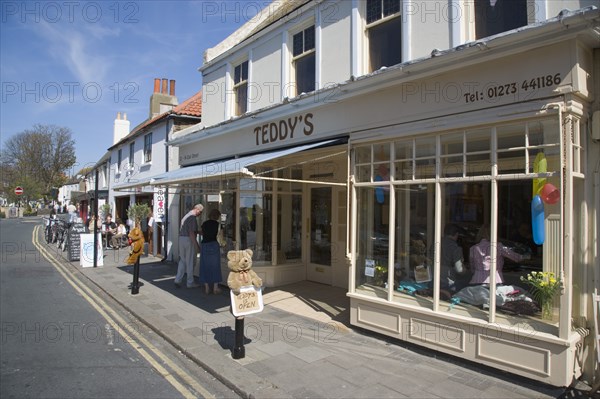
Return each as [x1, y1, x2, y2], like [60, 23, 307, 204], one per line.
[540, 183, 560, 205]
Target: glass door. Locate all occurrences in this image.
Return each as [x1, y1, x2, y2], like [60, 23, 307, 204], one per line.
[307, 186, 332, 284]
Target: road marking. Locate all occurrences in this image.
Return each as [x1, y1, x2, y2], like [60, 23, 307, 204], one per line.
[32, 225, 216, 399]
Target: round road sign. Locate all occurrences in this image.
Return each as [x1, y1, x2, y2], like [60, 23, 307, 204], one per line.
[14, 186, 23, 195]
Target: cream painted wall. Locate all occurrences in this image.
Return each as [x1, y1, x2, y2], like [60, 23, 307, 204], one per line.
[408, 0, 452, 60]
[251, 34, 283, 111]
[320, 0, 352, 85]
[202, 64, 227, 127]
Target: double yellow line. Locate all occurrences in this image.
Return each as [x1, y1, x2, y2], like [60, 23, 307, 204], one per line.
[32, 225, 215, 399]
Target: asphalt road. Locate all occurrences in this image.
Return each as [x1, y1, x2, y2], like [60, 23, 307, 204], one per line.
[0, 217, 239, 399]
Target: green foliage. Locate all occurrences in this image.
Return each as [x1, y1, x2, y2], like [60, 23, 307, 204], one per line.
[0, 212, 5, 218]
[0, 124, 76, 200]
[520, 271, 562, 305]
[100, 203, 112, 219]
[127, 203, 150, 227]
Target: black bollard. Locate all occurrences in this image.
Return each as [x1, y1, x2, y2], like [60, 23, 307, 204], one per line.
[131, 257, 141, 295]
[232, 316, 245, 359]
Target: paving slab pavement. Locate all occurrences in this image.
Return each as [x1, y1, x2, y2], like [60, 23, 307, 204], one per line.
[49, 240, 586, 399]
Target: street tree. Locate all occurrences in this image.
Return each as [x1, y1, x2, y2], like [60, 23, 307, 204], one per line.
[1, 124, 76, 204]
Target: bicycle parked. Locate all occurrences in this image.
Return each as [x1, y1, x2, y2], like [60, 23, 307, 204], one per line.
[55, 219, 70, 251]
[43, 216, 58, 244]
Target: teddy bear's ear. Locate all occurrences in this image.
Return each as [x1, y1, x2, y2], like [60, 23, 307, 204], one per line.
[227, 251, 239, 261]
[244, 248, 253, 258]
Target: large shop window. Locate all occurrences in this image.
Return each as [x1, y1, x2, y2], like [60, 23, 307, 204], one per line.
[353, 117, 563, 332]
[366, 0, 401, 72]
[277, 166, 303, 263]
[241, 174, 273, 263]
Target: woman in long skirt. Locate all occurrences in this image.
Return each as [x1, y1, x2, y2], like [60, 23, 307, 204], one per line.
[199, 209, 223, 294]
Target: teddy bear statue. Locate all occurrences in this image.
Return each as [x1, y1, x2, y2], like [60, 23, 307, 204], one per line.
[125, 226, 144, 265]
[227, 249, 262, 295]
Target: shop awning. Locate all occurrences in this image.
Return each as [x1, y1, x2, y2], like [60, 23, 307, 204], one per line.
[150, 140, 345, 187]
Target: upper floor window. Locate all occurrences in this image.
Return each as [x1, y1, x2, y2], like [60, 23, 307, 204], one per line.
[129, 142, 135, 167]
[366, 0, 401, 72]
[233, 60, 248, 116]
[475, 0, 528, 39]
[117, 148, 122, 173]
[144, 133, 152, 163]
[292, 25, 315, 95]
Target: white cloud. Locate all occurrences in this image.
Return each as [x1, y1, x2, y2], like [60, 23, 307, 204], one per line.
[35, 20, 119, 84]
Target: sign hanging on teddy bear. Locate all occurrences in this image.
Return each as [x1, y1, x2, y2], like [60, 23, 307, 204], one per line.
[230, 286, 264, 317]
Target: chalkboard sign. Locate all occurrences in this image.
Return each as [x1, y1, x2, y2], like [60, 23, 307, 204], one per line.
[67, 223, 86, 261]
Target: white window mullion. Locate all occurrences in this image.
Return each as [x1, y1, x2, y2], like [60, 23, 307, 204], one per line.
[433, 135, 442, 311]
[281, 31, 289, 100]
[224, 63, 232, 120]
[247, 50, 254, 113]
[387, 143, 396, 301]
[450, 0, 462, 47]
[351, 0, 360, 78]
[402, 0, 412, 62]
[315, 5, 322, 90]
[489, 126, 499, 324]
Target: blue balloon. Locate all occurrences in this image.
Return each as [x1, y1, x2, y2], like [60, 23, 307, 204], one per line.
[374, 175, 385, 204]
[375, 188, 384, 204]
[531, 195, 545, 245]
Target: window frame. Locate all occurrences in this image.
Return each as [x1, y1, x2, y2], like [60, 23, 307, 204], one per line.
[290, 23, 316, 96]
[143, 133, 152, 164]
[468, 0, 534, 41]
[129, 142, 135, 168]
[117, 148, 122, 174]
[364, 0, 402, 73]
[232, 59, 249, 116]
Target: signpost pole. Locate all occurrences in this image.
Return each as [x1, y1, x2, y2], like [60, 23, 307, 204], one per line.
[14, 186, 23, 218]
[131, 257, 141, 295]
[232, 316, 245, 359]
[93, 169, 99, 268]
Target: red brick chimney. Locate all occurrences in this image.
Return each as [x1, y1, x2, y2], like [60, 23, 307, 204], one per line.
[149, 77, 178, 118]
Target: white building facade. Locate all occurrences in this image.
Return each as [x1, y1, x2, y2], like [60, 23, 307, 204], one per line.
[154, 1, 600, 387]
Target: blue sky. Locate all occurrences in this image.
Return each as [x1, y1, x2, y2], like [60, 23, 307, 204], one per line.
[1, 1, 259, 172]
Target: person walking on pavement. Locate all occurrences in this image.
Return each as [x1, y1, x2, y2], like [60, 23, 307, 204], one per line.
[174, 204, 203, 288]
[199, 209, 223, 294]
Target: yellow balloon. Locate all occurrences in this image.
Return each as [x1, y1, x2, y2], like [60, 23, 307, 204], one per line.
[532, 152, 547, 198]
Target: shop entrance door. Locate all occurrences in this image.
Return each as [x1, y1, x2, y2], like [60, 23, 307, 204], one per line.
[307, 186, 332, 284]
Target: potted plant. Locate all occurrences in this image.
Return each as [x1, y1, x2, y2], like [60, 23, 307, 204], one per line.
[100, 203, 112, 219]
[127, 203, 150, 228]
